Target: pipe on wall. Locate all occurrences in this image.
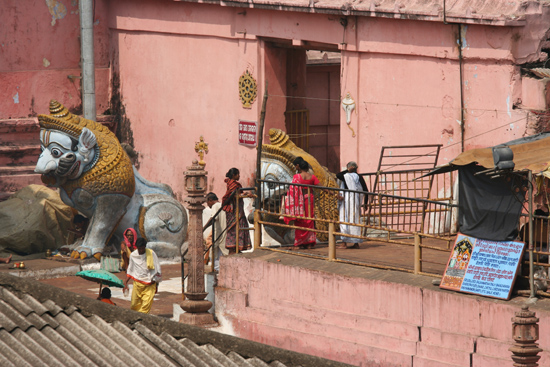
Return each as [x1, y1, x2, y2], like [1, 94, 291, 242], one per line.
[444, 1, 466, 152]
[457, 24, 465, 152]
[79, 0, 96, 121]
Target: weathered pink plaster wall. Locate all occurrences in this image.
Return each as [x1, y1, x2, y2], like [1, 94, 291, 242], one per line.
[109, 29, 261, 198]
[216, 251, 549, 367]
[1, 0, 548, 197]
[105, 0, 549, 197]
[0, 0, 110, 117]
[107, 0, 348, 196]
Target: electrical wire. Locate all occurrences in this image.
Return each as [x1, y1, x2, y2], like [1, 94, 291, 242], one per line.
[268, 93, 527, 116]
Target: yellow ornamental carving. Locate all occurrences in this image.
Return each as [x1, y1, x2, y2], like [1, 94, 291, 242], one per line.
[239, 70, 257, 108]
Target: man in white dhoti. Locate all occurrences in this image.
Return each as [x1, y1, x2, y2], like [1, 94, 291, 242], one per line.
[336, 161, 368, 249]
[123, 238, 162, 313]
[204, 192, 228, 271]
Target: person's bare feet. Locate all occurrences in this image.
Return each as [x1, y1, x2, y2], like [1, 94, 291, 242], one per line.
[2, 254, 12, 264]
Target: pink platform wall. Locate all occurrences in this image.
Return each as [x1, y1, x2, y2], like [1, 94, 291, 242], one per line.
[216, 251, 550, 367]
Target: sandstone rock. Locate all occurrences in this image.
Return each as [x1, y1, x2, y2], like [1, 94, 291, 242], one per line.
[0, 185, 73, 254]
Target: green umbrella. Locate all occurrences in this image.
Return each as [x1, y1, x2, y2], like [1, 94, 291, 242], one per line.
[76, 269, 124, 295]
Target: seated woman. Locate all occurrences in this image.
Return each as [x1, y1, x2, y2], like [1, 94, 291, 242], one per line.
[97, 287, 116, 305]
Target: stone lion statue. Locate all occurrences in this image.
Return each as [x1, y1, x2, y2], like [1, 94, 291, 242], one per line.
[35, 100, 187, 260]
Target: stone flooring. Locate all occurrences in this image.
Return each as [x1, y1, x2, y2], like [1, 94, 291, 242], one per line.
[0, 235, 453, 320]
[262, 235, 454, 276]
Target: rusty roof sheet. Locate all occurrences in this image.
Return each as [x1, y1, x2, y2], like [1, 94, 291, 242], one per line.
[450, 132, 550, 176]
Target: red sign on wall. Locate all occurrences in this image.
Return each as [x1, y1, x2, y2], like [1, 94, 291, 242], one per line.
[238, 120, 257, 147]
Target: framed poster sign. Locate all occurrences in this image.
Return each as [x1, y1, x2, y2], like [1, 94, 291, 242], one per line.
[440, 233, 525, 300]
[238, 120, 257, 147]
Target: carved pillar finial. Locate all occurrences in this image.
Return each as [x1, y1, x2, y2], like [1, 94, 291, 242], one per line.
[194, 136, 209, 166]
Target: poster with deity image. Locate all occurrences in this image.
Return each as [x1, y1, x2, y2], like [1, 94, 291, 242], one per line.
[440, 233, 525, 300]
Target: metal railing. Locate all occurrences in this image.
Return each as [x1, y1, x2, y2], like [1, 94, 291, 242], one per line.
[253, 179, 457, 277]
[200, 187, 255, 274]
[518, 212, 550, 295]
[202, 168, 549, 298]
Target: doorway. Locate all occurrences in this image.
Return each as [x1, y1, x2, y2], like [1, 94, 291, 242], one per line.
[264, 40, 341, 173]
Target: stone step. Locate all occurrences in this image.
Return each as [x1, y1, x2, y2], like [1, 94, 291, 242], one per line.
[0, 165, 37, 175]
[420, 328, 475, 352]
[0, 118, 40, 144]
[0, 145, 40, 166]
[0, 172, 43, 193]
[416, 341, 471, 366]
[472, 353, 514, 367]
[413, 356, 465, 367]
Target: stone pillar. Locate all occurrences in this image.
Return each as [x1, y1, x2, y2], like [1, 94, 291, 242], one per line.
[180, 160, 217, 327]
[509, 306, 542, 367]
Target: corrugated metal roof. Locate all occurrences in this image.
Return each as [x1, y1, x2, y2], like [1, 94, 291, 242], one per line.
[0, 286, 299, 367]
[0, 281, 353, 367]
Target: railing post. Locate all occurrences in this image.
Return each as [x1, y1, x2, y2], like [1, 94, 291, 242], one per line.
[235, 191, 240, 254]
[528, 170, 535, 298]
[254, 209, 261, 249]
[414, 233, 421, 274]
[328, 222, 336, 261]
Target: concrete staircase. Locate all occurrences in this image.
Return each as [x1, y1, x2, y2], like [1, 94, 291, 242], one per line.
[0, 118, 42, 201]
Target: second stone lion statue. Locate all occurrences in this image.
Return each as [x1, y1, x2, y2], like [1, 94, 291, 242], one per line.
[35, 100, 187, 260]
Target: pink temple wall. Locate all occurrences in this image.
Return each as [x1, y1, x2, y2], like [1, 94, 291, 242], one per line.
[216, 252, 549, 367]
[0, 0, 110, 118]
[106, 0, 547, 196]
[2, 0, 549, 197]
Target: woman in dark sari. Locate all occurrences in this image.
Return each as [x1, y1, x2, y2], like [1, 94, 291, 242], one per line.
[222, 168, 253, 253]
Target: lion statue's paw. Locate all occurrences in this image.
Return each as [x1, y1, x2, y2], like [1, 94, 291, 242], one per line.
[71, 246, 103, 261]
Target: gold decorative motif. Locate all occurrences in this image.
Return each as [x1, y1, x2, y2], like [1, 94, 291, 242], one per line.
[194, 136, 209, 166]
[238, 70, 257, 108]
[38, 100, 135, 198]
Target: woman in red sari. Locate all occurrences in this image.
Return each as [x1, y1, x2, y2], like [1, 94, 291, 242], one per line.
[284, 159, 320, 249]
[222, 168, 253, 253]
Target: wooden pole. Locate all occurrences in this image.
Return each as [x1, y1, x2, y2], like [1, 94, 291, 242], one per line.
[255, 82, 269, 211]
[254, 209, 261, 250]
